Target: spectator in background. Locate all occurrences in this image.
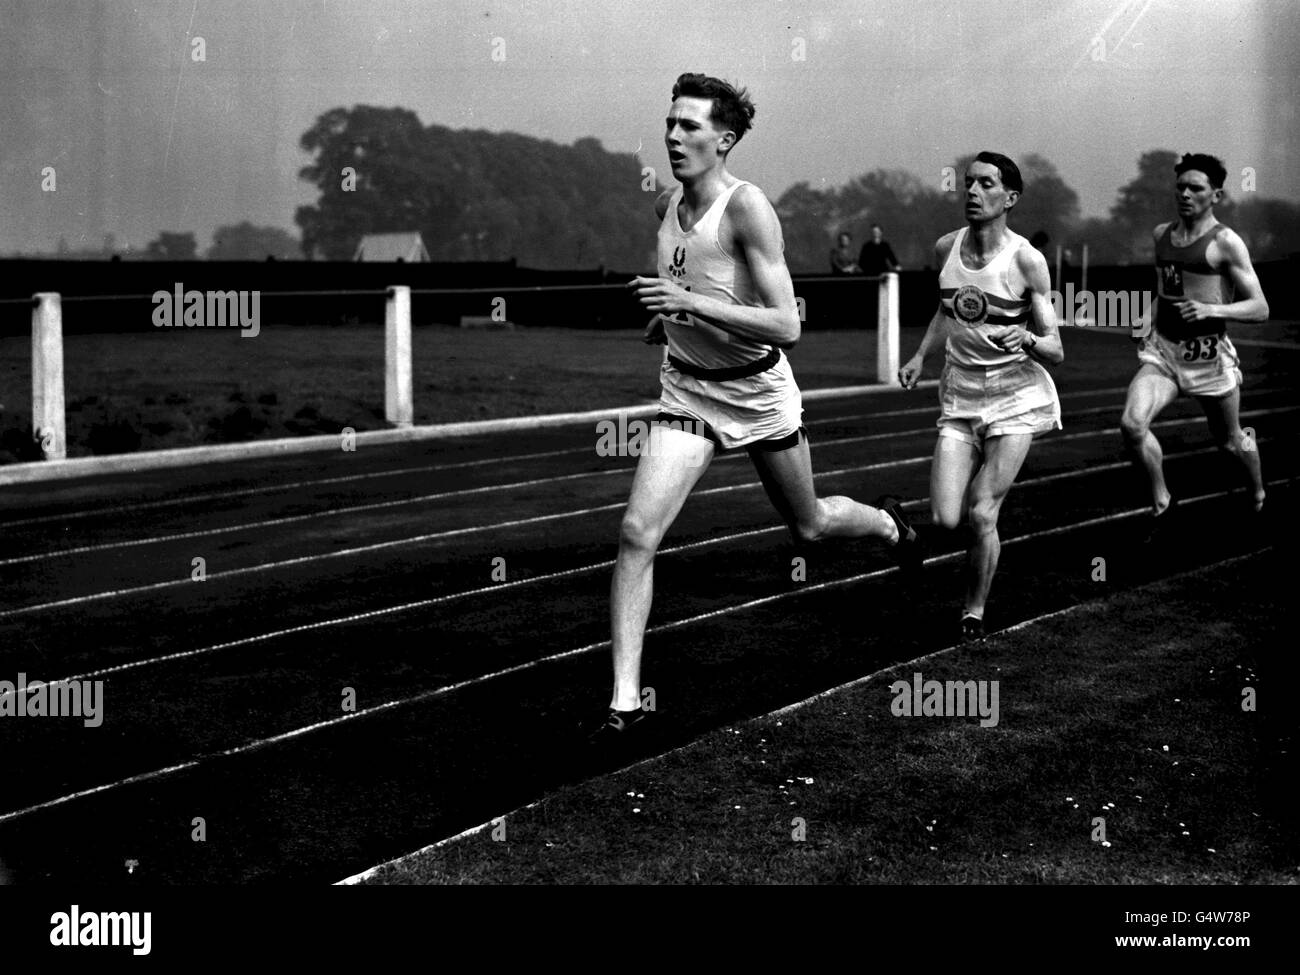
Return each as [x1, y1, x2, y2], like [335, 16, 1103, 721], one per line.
[829, 232, 860, 274]
[858, 224, 900, 276]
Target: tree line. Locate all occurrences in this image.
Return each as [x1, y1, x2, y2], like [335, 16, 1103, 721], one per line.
[779, 150, 1300, 272]
[45, 107, 1299, 272]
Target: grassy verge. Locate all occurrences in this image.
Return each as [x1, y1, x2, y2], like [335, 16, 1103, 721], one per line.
[2, 322, 1290, 464]
[360, 547, 1297, 884]
[0, 325, 909, 463]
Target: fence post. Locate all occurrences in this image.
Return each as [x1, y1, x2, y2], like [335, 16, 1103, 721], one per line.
[385, 286, 413, 428]
[32, 292, 66, 460]
[875, 272, 899, 385]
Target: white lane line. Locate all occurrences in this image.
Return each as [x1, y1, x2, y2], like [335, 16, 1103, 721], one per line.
[4, 478, 1287, 830]
[0, 466, 634, 567]
[0, 455, 923, 620]
[3, 414, 959, 566]
[0, 378, 1219, 531]
[4, 387, 1292, 568]
[0, 419, 947, 568]
[0, 445, 599, 529]
[336, 542, 1275, 885]
[47, 526, 774, 683]
[2, 406, 1293, 618]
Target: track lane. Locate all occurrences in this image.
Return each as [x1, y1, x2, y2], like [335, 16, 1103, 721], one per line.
[3, 434, 1294, 826]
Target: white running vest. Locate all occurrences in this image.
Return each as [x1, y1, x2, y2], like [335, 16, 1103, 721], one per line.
[656, 180, 772, 369]
[939, 227, 1033, 369]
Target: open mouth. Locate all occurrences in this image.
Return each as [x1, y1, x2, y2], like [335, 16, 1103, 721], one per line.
[668, 151, 686, 165]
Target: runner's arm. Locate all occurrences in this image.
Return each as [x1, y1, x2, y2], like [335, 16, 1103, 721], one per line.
[1204, 229, 1269, 322]
[1016, 244, 1063, 365]
[898, 235, 956, 387]
[639, 190, 676, 344]
[1134, 223, 1172, 340]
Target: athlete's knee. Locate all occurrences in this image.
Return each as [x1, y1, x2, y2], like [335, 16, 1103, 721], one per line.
[969, 495, 1002, 536]
[1215, 426, 1249, 454]
[618, 510, 664, 555]
[1119, 411, 1148, 444]
[932, 506, 962, 531]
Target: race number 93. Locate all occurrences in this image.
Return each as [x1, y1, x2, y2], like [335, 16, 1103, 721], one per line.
[1182, 336, 1219, 361]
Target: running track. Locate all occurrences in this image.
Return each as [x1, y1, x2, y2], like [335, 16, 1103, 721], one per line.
[0, 329, 1296, 883]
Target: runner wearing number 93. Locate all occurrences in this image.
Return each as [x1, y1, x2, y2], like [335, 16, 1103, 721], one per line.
[1121, 153, 1270, 530]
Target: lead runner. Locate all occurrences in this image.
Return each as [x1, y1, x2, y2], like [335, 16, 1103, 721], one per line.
[587, 73, 922, 745]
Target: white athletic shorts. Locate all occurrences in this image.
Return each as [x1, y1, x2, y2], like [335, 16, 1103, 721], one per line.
[937, 357, 1062, 449]
[1136, 329, 1242, 398]
[658, 352, 803, 451]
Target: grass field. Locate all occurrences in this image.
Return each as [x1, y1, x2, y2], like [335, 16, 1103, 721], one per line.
[0, 325, 896, 463]
[3, 321, 1296, 464]
[359, 547, 1298, 884]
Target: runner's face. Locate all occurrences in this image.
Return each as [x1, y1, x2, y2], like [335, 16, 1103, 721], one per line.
[964, 162, 1016, 222]
[666, 97, 729, 179]
[1175, 170, 1220, 220]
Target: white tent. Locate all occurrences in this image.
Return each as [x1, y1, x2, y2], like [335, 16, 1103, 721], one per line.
[353, 232, 430, 262]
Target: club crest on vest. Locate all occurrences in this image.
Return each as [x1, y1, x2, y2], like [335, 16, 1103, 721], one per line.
[1159, 262, 1184, 296]
[952, 284, 989, 326]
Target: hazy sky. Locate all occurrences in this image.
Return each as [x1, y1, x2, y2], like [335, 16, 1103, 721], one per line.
[1, 0, 1295, 254]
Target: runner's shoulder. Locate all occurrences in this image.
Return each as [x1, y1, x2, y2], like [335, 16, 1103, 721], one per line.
[934, 229, 961, 264]
[726, 181, 775, 218]
[654, 188, 676, 220]
[1209, 224, 1250, 264]
[1012, 236, 1049, 278]
[1152, 220, 1174, 243]
[724, 181, 781, 243]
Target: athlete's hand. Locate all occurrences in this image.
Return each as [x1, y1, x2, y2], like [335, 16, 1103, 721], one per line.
[1174, 299, 1216, 323]
[632, 276, 695, 317]
[643, 315, 667, 345]
[898, 355, 924, 390]
[989, 325, 1029, 353]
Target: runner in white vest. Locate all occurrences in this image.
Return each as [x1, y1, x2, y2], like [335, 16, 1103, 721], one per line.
[588, 73, 922, 745]
[900, 152, 1063, 642]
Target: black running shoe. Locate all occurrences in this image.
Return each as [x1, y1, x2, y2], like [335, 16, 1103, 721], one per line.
[875, 495, 923, 579]
[585, 707, 650, 747]
[960, 615, 985, 643]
